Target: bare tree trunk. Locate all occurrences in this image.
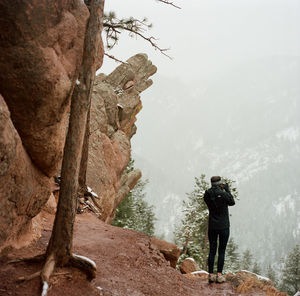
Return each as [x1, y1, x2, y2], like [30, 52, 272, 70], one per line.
[44, 0, 104, 277]
[183, 233, 190, 255]
[78, 108, 90, 193]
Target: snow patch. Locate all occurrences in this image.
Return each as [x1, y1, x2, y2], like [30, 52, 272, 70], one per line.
[191, 270, 208, 275]
[87, 186, 99, 198]
[73, 254, 96, 269]
[240, 270, 270, 281]
[41, 281, 49, 296]
[276, 127, 299, 142]
[274, 195, 295, 215]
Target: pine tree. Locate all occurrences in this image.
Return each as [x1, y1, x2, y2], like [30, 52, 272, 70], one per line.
[112, 179, 156, 237]
[280, 245, 300, 296]
[241, 249, 253, 271]
[224, 237, 240, 273]
[174, 174, 210, 268]
[252, 261, 262, 275]
[266, 264, 278, 286]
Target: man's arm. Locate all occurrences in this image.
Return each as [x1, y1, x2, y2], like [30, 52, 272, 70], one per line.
[203, 190, 209, 206]
[223, 183, 235, 206]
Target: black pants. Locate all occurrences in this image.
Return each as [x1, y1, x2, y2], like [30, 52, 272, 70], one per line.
[207, 227, 230, 274]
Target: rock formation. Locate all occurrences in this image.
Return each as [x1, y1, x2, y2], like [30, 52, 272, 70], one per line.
[87, 54, 157, 223]
[0, 95, 51, 250]
[226, 271, 288, 296]
[0, 0, 156, 252]
[179, 258, 200, 274]
[150, 237, 181, 268]
[0, 0, 89, 176]
[0, 0, 89, 251]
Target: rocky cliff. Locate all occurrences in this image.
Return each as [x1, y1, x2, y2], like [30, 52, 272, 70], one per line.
[0, 0, 89, 251]
[0, 0, 156, 250]
[87, 54, 157, 223]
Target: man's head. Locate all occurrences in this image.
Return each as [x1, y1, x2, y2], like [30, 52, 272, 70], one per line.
[211, 176, 223, 186]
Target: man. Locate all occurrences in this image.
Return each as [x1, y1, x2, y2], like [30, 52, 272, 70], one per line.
[204, 176, 235, 283]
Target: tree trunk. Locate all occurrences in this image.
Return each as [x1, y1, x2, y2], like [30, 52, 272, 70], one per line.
[183, 233, 190, 255]
[78, 108, 90, 194]
[45, 0, 104, 267]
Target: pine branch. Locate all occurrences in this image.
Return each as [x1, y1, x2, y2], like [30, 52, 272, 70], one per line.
[102, 0, 180, 59]
[104, 22, 172, 59]
[102, 3, 180, 60]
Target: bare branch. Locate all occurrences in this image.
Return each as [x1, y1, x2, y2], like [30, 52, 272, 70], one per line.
[103, 22, 172, 59]
[156, 0, 181, 9]
[103, 0, 180, 59]
[104, 52, 126, 64]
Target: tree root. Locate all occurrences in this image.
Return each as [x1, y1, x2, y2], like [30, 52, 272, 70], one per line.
[12, 252, 97, 296]
[70, 254, 97, 281]
[8, 253, 45, 264]
[17, 271, 41, 282]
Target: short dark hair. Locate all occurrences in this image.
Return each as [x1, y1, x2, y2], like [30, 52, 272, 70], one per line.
[211, 176, 221, 183]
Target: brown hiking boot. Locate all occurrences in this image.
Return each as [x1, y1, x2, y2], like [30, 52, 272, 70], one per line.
[216, 274, 226, 283]
[208, 273, 216, 283]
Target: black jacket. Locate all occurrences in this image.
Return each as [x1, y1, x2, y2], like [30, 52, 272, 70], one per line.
[204, 185, 235, 230]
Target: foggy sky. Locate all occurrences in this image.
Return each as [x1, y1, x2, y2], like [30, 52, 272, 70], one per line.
[102, 0, 300, 82]
[100, 1, 300, 258]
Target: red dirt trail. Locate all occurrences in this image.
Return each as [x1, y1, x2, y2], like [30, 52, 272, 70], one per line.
[0, 213, 262, 296]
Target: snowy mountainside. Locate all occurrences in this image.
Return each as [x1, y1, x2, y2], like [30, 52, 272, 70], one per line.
[132, 56, 300, 266]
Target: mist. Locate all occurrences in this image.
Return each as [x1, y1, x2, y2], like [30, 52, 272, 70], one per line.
[101, 0, 300, 273]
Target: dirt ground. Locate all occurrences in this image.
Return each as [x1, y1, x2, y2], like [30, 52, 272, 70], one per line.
[0, 212, 264, 296]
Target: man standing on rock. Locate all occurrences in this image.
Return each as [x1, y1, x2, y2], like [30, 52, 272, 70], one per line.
[204, 176, 235, 283]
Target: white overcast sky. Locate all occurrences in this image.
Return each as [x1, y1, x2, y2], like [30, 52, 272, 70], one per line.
[101, 0, 300, 82]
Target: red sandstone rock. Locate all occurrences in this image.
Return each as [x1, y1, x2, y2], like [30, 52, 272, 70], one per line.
[226, 271, 287, 296]
[0, 95, 51, 251]
[150, 237, 181, 268]
[87, 54, 157, 222]
[179, 258, 200, 274]
[0, 0, 89, 176]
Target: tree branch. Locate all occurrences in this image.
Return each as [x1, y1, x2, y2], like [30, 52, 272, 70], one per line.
[157, 0, 181, 9]
[103, 0, 180, 60]
[103, 22, 172, 59]
[104, 52, 126, 64]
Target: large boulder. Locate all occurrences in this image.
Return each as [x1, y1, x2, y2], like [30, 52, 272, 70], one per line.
[0, 0, 91, 251]
[179, 258, 200, 274]
[150, 237, 181, 268]
[0, 0, 89, 177]
[0, 95, 51, 251]
[87, 54, 157, 222]
[226, 271, 288, 296]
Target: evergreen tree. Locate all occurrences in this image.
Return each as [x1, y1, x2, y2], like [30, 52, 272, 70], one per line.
[174, 174, 210, 268]
[252, 261, 262, 275]
[280, 245, 300, 296]
[266, 264, 278, 286]
[241, 249, 253, 271]
[174, 174, 238, 269]
[224, 237, 240, 273]
[112, 178, 156, 237]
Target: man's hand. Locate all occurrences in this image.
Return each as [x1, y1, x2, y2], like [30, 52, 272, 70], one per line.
[224, 183, 230, 192]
